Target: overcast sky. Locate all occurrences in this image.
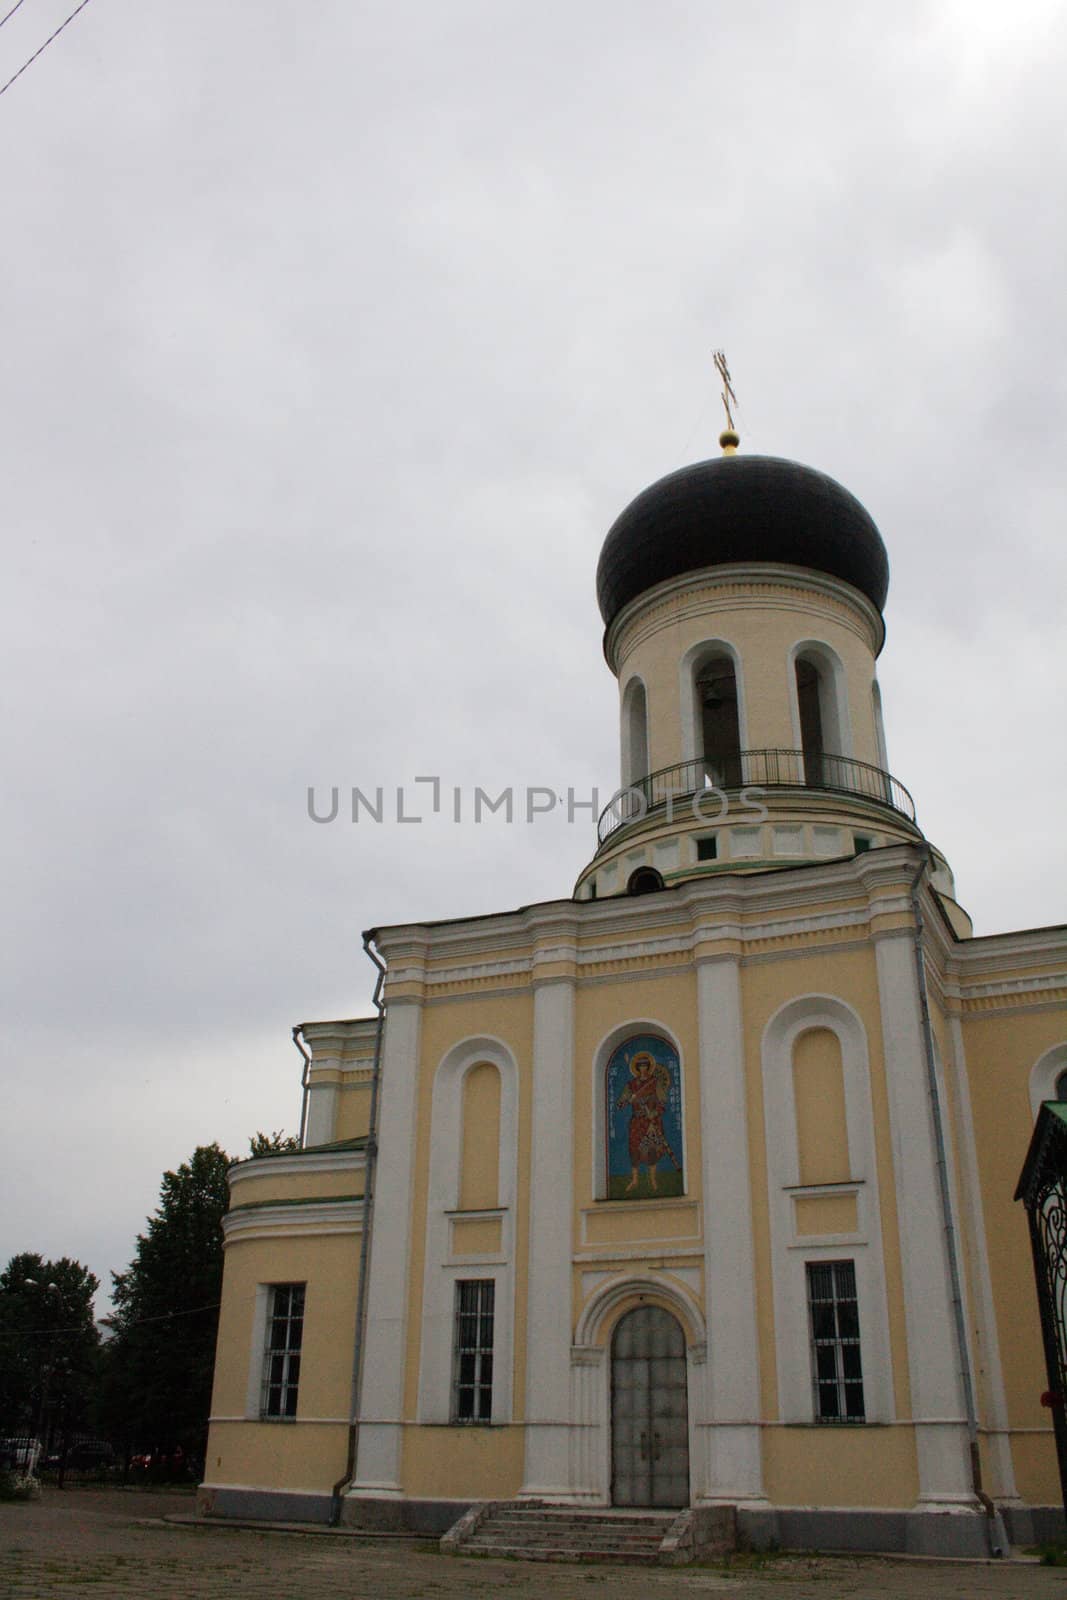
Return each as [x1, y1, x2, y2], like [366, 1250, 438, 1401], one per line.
[3, 1, 1065, 1314]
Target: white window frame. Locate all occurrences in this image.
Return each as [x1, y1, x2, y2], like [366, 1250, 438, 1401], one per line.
[451, 1278, 496, 1424]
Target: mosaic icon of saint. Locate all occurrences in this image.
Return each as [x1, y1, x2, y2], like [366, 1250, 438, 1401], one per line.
[615, 1050, 682, 1193]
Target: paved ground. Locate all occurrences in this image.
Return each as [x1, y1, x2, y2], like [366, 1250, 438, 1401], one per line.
[1, 1489, 1066, 1600]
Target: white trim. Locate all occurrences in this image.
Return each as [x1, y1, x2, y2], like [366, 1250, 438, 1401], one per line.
[573, 1269, 706, 1347]
[605, 563, 885, 672]
[696, 956, 766, 1503]
[874, 936, 974, 1504]
[520, 979, 577, 1498]
[229, 1149, 366, 1186]
[678, 636, 748, 766]
[349, 999, 423, 1498]
[1028, 1041, 1067, 1118]
[761, 995, 893, 1427]
[417, 1038, 518, 1425]
[620, 673, 649, 791]
[788, 637, 854, 763]
[222, 1200, 363, 1244]
[872, 679, 889, 771]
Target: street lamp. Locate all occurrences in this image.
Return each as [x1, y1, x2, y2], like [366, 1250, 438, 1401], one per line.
[21, 1279, 65, 1472]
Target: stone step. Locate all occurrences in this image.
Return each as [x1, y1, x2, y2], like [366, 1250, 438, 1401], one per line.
[469, 1529, 665, 1549]
[463, 1542, 663, 1566]
[487, 1516, 672, 1532]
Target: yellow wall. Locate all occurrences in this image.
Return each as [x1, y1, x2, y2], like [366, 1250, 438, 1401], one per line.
[959, 1004, 1067, 1501]
[229, 1168, 363, 1207]
[793, 1027, 850, 1184]
[335, 1079, 373, 1141]
[208, 1231, 359, 1492]
[403, 1425, 525, 1500]
[764, 1425, 918, 1508]
[460, 1062, 501, 1210]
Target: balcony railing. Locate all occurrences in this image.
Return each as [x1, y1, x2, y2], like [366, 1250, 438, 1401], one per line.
[596, 748, 916, 845]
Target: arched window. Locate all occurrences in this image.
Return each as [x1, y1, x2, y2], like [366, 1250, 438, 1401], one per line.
[627, 866, 664, 896]
[793, 643, 849, 782]
[604, 1032, 684, 1200]
[695, 651, 742, 786]
[872, 679, 889, 770]
[621, 677, 649, 791]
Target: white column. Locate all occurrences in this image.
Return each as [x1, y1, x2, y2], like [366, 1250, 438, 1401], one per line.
[696, 955, 765, 1504]
[520, 977, 575, 1498]
[568, 1348, 606, 1501]
[348, 998, 422, 1498]
[875, 931, 973, 1505]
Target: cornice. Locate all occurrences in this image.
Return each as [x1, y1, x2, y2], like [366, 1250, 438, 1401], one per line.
[229, 1148, 366, 1185]
[221, 1197, 362, 1243]
[605, 562, 885, 673]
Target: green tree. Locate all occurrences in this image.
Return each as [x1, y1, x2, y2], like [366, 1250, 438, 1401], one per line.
[105, 1144, 232, 1466]
[0, 1254, 100, 1447]
[247, 1129, 300, 1157]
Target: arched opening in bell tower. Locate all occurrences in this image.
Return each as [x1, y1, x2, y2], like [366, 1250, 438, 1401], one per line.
[793, 643, 848, 784]
[694, 651, 742, 787]
[621, 677, 649, 790]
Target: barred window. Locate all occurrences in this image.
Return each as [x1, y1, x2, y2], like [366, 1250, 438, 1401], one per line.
[261, 1284, 305, 1420]
[452, 1279, 494, 1423]
[806, 1260, 864, 1423]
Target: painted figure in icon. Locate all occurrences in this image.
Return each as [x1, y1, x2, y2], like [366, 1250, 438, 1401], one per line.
[615, 1049, 682, 1194]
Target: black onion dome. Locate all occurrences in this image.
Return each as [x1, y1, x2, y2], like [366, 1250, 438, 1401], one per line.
[596, 454, 889, 630]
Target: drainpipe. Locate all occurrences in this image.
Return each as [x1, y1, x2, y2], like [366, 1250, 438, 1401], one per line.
[329, 929, 387, 1526]
[908, 845, 1005, 1558]
[293, 1027, 312, 1148]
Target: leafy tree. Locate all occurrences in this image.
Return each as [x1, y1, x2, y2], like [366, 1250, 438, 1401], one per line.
[105, 1144, 232, 1465]
[248, 1129, 300, 1157]
[0, 1254, 100, 1446]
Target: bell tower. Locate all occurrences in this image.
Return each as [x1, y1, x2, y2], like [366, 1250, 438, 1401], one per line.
[575, 421, 966, 927]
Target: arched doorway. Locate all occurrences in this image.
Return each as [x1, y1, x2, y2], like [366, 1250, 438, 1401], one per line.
[610, 1305, 689, 1507]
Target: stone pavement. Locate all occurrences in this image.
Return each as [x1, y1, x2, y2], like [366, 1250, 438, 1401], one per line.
[2, 1489, 1066, 1600]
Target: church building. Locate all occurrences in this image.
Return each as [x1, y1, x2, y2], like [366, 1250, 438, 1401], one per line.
[201, 424, 1067, 1558]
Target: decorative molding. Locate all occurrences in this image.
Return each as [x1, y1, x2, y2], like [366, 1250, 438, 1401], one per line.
[229, 1149, 366, 1186]
[606, 563, 884, 672]
[222, 1199, 362, 1243]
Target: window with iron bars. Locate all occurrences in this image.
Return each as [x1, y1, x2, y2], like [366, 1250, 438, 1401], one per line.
[806, 1260, 865, 1422]
[452, 1279, 494, 1423]
[261, 1284, 305, 1420]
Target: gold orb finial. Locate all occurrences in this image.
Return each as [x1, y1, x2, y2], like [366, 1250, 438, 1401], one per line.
[713, 350, 739, 454]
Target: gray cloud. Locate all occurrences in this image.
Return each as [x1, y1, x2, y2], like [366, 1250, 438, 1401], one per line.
[2, 0, 1064, 1308]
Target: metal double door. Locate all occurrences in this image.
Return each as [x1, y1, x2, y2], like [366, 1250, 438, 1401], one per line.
[610, 1305, 689, 1507]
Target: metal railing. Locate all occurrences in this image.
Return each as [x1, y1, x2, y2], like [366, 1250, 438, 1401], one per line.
[596, 748, 916, 845]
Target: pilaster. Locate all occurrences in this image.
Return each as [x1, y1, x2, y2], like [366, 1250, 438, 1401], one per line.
[696, 953, 766, 1504]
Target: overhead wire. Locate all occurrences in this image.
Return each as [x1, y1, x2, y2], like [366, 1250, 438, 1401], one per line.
[0, 0, 30, 31]
[0, 0, 95, 99]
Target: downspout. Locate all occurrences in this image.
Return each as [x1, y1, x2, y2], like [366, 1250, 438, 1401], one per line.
[293, 1026, 312, 1148]
[908, 844, 1005, 1557]
[329, 929, 387, 1526]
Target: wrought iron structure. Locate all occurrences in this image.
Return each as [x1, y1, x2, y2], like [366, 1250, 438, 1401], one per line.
[1015, 1103, 1067, 1525]
[597, 747, 916, 846]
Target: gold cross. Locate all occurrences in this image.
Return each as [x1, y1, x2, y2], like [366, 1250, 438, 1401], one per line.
[713, 350, 738, 432]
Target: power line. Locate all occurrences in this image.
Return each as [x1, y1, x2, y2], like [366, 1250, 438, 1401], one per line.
[0, 0, 30, 32]
[0, 1301, 222, 1338]
[0, 0, 96, 100]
